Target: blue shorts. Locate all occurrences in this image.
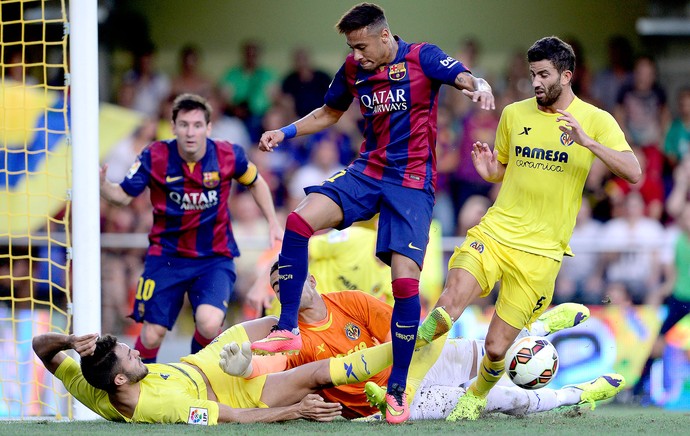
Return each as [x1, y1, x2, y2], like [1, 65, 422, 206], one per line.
[129, 254, 237, 329]
[304, 168, 433, 268]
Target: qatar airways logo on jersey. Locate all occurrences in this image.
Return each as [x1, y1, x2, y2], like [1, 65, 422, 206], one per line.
[360, 89, 408, 114]
[169, 190, 219, 210]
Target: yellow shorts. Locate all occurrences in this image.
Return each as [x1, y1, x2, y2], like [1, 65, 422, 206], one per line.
[181, 324, 268, 409]
[449, 227, 561, 329]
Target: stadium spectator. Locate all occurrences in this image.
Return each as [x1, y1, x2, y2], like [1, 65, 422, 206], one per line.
[597, 192, 666, 304]
[433, 106, 460, 234]
[286, 135, 344, 211]
[117, 42, 171, 118]
[633, 202, 690, 399]
[206, 86, 252, 148]
[606, 145, 665, 221]
[497, 49, 533, 104]
[666, 154, 690, 219]
[281, 47, 332, 118]
[218, 40, 278, 142]
[592, 35, 634, 113]
[449, 105, 499, 220]
[99, 93, 283, 363]
[555, 201, 604, 305]
[422, 36, 640, 422]
[170, 44, 213, 97]
[30, 318, 396, 424]
[104, 117, 158, 183]
[663, 86, 690, 166]
[613, 55, 670, 187]
[251, 4, 494, 424]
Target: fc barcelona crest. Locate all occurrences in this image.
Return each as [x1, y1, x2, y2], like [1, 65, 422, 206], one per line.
[202, 171, 220, 188]
[344, 322, 361, 340]
[389, 62, 406, 81]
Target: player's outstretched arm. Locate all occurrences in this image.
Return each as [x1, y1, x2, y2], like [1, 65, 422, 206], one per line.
[216, 394, 341, 423]
[100, 164, 134, 206]
[32, 332, 98, 374]
[258, 105, 345, 152]
[454, 71, 495, 111]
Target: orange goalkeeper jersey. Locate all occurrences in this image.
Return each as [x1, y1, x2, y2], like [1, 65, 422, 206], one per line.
[287, 291, 392, 418]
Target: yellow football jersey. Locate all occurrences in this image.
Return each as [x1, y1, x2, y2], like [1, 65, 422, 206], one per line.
[309, 227, 393, 305]
[55, 357, 219, 425]
[479, 96, 631, 261]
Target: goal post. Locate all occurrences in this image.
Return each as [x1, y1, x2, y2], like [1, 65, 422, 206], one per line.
[0, 0, 100, 420]
[69, 0, 102, 420]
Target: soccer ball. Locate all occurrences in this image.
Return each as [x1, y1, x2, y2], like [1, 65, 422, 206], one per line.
[506, 336, 559, 389]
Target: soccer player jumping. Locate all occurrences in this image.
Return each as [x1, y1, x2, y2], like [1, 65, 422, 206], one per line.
[251, 2, 494, 423]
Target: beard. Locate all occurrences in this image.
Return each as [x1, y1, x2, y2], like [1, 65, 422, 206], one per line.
[127, 365, 149, 384]
[536, 81, 562, 107]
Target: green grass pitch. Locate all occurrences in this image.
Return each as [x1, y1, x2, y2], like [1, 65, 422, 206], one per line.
[0, 405, 687, 435]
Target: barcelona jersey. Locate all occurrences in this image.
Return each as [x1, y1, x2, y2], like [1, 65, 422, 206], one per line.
[120, 139, 258, 258]
[325, 36, 468, 191]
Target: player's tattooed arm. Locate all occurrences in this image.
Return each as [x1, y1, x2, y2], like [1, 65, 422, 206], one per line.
[454, 72, 495, 111]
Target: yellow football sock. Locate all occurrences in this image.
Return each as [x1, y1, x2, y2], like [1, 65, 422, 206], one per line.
[329, 342, 392, 386]
[469, 354, 505, 398]
[405, 333, 448, 400]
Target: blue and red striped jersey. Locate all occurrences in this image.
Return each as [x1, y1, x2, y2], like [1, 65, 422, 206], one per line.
[325, 36, 468, 191]
[120, 138, 258, 258]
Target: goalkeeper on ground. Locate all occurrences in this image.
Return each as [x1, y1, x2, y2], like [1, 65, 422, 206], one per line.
[221, 261, 626, 420]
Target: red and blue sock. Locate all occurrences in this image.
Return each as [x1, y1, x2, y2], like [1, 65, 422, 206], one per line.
[387, 278, 421, 391]
[276, 212, 314, 331]
[190, 328, 218, 354]
[135, 336, 160, 364]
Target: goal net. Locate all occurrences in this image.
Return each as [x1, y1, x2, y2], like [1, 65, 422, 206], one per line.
[1, 0, 72, 419]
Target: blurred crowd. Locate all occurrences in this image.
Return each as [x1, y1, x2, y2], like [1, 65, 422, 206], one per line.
[21, 34, 689, 335]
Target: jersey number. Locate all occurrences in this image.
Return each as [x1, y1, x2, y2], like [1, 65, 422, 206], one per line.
[325, 169, 347, 184]
[135, 278, 156, 301]
[532, 296, 546, 313]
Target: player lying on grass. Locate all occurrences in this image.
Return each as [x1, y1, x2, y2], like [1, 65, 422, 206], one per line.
[31, 317, 397, 425]
[219, 262, 625, 420]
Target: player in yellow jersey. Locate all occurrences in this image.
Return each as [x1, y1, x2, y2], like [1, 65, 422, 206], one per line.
[413, 36, 642, 422]
[31, 318, 398, 425]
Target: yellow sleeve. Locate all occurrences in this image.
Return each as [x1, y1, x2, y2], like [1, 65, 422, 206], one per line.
[590, 109, 632, 153]
[495, 105, 512, 165]
[54, 356, 125, 422]
[236, 162, 259, 186]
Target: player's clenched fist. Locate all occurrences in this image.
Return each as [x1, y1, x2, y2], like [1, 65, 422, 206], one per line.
[258, 130, 285, 152]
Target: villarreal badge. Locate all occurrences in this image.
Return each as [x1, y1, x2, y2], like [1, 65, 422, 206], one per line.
[389, 62, 406, 81]
[202, 171, 220, 188]
[344, 322, 361, 340]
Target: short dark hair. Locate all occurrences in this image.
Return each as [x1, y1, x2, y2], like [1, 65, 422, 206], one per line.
[171, 93, 212, 124]
[527, 36, 576, 74]
[80, 335, 121, 393]
[336, 3, 387, 34]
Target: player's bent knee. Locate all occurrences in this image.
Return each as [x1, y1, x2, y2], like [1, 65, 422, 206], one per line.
[195, 321, 220, 339]
[141, 324, 167, 348]
[483, 338, 510, 361]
